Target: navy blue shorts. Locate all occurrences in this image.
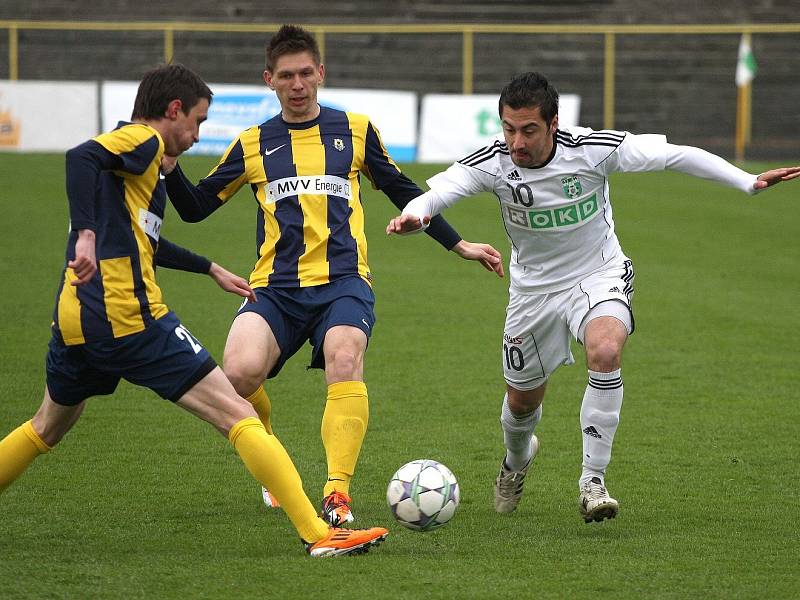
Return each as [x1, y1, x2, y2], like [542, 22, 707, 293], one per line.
[46, 311, 217, 406]
[237, 276, 376, 378]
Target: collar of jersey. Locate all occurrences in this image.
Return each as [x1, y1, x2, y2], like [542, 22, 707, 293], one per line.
[527, 133, 558, 170]
[279, 105, 325, 130]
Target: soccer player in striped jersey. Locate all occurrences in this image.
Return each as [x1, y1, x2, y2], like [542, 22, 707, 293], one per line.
[0, 63, 388, 557]
[162, 25, 503, 525]
[388, 71, 800, 523]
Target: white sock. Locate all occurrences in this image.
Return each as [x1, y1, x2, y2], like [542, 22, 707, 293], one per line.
[579, 369, 623, 488]
[500, 393, 542, 471]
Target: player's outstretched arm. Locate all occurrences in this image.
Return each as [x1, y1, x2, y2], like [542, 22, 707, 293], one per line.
[386, 216, 504, 277]
[385, 185, 450, 236]
[755, 166, 800, 190]
[386, 214, 431, 235]
[208, 263, 256, 302]
[664, 145, 800, 195]
[451, 240, 504, 278]
[156, 237, 256, 302]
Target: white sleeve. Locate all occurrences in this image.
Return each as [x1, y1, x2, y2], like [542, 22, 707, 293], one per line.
[610, 133, 669, 173]
[401, 162, 494, 221]
[665, 144, 759, 195]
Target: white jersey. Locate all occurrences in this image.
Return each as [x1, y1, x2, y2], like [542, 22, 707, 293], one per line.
[405, 126, 757, 294]
[428, 127, 667, 293]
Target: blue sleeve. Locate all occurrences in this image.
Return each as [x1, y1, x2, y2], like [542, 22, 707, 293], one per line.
[65, 140, 122, 231]
[164, 162, 225, 222]
[155, 237, 212, 273]
[362, 121, 403, 189]
[165, 138, 248, 222]
[196, 137, 248, 201]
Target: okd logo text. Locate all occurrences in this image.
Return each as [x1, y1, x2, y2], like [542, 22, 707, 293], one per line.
[506, 193, 599, 230]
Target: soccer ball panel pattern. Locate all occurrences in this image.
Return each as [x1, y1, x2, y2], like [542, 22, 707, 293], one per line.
[386, 459, 460, 531]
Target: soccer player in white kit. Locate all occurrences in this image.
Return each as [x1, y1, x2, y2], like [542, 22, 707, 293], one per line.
[387, 72, 800, 523]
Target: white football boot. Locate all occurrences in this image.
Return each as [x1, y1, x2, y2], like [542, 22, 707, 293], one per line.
[493, 435, 539, 513]
[578, 477, 619, 523]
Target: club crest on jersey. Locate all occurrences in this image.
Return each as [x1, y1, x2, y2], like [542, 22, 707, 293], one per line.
[333, 138, 345, 152]
[561, 175, 582, 199]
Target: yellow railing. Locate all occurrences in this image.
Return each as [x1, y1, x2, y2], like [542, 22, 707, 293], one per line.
[3, 20, 800, 132]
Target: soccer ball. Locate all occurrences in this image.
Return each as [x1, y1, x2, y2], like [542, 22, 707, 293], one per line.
[386, 459, 460, 531]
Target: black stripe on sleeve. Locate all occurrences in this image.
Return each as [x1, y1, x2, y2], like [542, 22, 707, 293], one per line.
[458, 141, 509, 168]
[556, 130, 626, 149]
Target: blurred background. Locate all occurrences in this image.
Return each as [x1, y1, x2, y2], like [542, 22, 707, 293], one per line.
[0, 1, 797, 159]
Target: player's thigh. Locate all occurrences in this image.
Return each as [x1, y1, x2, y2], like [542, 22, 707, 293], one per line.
[322, 325, 368, 383]
[176, 367, 257, 435]
[569, 258, 635, 344]
[223, 311, 282, 382]
[312, 278, 374, 379]
[502, 289, 574, 390]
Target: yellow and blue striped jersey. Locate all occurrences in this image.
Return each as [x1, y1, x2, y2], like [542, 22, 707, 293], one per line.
[197, 106, 403, 288]
[54, 122, 170, 345]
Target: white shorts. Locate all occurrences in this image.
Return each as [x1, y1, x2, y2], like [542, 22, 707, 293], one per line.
[502, 259, 635, 391]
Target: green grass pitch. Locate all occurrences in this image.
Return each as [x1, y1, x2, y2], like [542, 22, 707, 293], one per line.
[0, 153, 797, 598]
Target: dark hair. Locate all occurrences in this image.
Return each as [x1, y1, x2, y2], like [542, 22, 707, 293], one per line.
[498, 72, 559, 124]
[131, 63, 212, 120]
[265, 24, 321, 72]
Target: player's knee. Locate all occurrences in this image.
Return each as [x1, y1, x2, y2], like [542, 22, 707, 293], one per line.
[507, 383, 545, 414]
[586, 339, 622, 372]
[326, 348, 361, 381]
[222, 361, 262, 396]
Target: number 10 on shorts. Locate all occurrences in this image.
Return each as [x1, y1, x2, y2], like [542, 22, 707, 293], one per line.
[503, 343, 525, 371]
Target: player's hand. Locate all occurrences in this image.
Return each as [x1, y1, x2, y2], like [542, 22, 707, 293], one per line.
[68, 229, 97, 285]
[452, 240, 504, 278]
[208, 262, 257, 303]
[754, 166, 800, 189]
[386, 214, 431, 235]
[161, 155, 178, 175]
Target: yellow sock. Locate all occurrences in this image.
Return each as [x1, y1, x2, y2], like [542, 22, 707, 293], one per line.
[321, 381, 368, 497]
[0, 421, 51, 494]
[229, 417, 328, 542]
[245, 386, 273, 434]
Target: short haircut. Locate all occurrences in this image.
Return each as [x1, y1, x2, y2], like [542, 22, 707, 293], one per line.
[131, 63, 212, 120]
[265, 24, 321, 72]
[498, 72, 559, 124]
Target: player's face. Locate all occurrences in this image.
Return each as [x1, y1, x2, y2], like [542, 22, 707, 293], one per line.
[165, 97, 209, 156]
[500, 104, 558, 169]
[264, 51, 325, 123]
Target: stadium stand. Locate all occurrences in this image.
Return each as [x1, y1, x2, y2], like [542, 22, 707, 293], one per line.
[0, 1, 797, 158]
